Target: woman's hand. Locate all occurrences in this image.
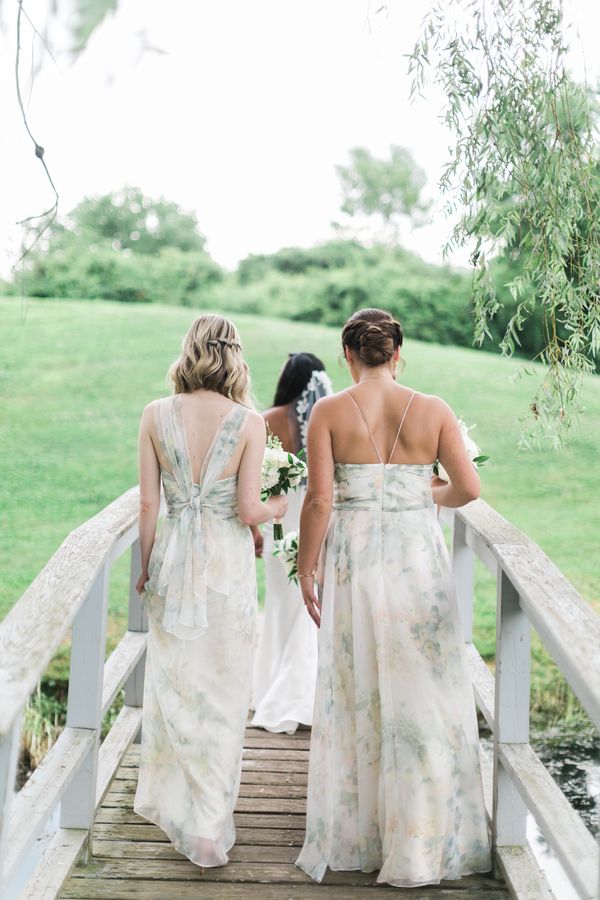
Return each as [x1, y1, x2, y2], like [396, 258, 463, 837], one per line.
[300, 574, 321, 628]
[136, 569, 149, 596]
[251, 526, 264, 558]
[268, 494, 288, 520]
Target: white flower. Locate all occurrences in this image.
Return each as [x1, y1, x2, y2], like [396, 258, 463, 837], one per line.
[437, 419, 484, 482]
[273, 530, 299, 583]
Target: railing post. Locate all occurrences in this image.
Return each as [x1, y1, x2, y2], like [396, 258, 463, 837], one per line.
[124, 537, 147, 743]
[60, 563, 109, 832]
[452, 514, 474, 642]
[492, 568, 531, 875]
[0, 719, 21, 886]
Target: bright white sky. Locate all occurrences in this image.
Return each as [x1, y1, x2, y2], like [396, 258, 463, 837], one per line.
[1, 0, 599, 277]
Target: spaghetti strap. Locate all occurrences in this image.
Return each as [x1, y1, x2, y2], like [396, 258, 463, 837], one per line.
[387, 390, 416, 464]
[345, 392, 383, 464]
[345, 389, 417, 466]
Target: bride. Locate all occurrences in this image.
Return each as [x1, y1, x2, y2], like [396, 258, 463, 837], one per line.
[296, 307, 491, 887]
[133, 313, 287, 869]
[251, 352, 333, 733]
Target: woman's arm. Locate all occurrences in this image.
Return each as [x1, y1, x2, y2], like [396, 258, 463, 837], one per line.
[136, 404, 161, 594]
[237, 412, 288, 526]
[298, 398, 335, 627]
[432, 401, 480, 509]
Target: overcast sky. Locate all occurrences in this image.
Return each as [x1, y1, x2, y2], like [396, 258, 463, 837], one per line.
[1, 0, 599, 277]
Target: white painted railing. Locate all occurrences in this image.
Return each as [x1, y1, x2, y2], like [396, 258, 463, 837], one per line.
[0, 488, 144, 900]
[440, 501, 600, 900]
[0, 490, 598, 899]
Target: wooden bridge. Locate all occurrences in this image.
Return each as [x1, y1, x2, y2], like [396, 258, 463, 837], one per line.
[0, 488, 599, 899]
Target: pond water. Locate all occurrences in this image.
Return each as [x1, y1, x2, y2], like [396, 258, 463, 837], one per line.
[483, 729, 600, 900]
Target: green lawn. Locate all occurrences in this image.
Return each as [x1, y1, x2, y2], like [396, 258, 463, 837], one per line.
[1, 298, 598, 725]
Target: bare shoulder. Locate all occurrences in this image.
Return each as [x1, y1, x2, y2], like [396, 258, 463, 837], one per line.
[413, 391, 455, 423]
[309, 392, 343, 419]
[140, 397, 165, 426]
[245, 408, 267, 430]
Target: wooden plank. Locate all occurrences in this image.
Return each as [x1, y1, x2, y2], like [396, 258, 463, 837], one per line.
[59, 880, 510, 899]
[0, 486, 139, 736]
[90, 839, 299, 863]
[4, 727, 95, 882]
[499, 741, 598, 899]
[495, 845, 555, 900]
[242, 736, 312, 750]
[95, 706, 142, 808]
[64, 858, 503, 888]
[113, 769, 308, 787]
[93, 822, 305, 846]
[117, 757, 310, 775]
[465, 644, 495, 730]
[95, 808, 307, 829]
[101, 631, 147, 717]
[494, 541, 600, 730]
[61, 565, 109, 830]
[106, 781, 307, 800]
[241, 748, 309, 760]
[102, 793, 307, 814]
[493, 569, 530, 849]
[21, 827, 89, 900]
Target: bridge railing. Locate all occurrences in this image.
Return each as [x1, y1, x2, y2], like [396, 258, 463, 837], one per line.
[439, 502, 600, 900]
[0, 487, 144, 899]
[0, 490, 598, 899]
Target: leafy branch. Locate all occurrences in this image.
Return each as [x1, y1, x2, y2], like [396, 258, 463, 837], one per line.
[409, 0, 600, 446]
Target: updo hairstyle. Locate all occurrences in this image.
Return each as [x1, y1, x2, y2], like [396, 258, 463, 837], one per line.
[168, 313, 251, 406]
[341, 308, 403, 368]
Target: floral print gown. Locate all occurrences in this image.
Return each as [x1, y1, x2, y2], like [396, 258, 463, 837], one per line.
[134, 395, 256, 868]
[296, 398, 492, 887]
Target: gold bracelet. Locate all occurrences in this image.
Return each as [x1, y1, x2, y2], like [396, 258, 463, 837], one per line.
[298, 569, 316, 579]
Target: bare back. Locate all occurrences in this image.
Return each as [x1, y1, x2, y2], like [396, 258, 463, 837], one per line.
[149, 390, 248, 483]
[328, 382, 443, 466]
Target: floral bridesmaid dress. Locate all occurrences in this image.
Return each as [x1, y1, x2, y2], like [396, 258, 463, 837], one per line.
[296, 393, 492, 887]
[134, 395, 256, 868]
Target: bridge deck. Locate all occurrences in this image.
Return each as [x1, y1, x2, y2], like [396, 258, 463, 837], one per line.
[59, 726, 509, 899]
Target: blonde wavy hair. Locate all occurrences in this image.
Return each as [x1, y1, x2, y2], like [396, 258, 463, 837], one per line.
[168, 314, 251, 406]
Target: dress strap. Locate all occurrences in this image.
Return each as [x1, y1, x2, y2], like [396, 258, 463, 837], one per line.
[345, 389, 417, 465]
[345, 392, 384, 465]
[387, 391, 416, 464]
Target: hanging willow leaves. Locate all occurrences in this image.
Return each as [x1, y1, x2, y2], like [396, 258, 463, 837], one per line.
[409, 0, 600, 446]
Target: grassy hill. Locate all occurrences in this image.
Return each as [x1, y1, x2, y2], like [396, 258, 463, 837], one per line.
[1, 297, 598, 725]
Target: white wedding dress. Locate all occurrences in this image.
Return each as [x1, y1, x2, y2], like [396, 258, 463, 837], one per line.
[251, 488, 318, 733]
[134, 395, 257, 868]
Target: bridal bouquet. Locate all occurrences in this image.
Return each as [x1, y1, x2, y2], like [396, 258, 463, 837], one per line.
[434, 419, 489, 481]
[273, 530, 299, 584]
[261, 434, 307, 540]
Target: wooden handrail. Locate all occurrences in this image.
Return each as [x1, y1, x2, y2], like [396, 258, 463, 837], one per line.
[0, 487, 139, 737]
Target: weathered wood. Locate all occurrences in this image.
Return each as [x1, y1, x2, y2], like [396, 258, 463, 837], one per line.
[59, 880, 510, 899]
[64, 858, 502, 887]
[241, 748, 310, 760]
[101, 631, 147, 717]
[493, 570, 530, 851]
[90, 839, 299, 863]
[94, 807, 307, 829]
[465, 643, 495, 730]
[124, 538, 147, 745]
[4, 727, 95, 883]
[494, 846, 555, 900]
[61, 564, 110, 830]
[93, 822, 306, 846]
[494, 541, 600, 731]
[452, 516, 474, 640]
[0, 487, 139, 736]
[21, 827, 89, 900]
[113, 768, 308, 786]
[0, 718, 20, 885]
[499, 741, 598, 899]
[95, 707, 143, 808]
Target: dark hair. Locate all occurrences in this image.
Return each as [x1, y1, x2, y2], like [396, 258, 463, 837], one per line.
[273, 352, 326, 406]
[341, 307, 403, 368]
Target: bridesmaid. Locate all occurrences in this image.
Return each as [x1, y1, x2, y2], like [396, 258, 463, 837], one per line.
[133, 314, 287, 870]
[296, 308, 492, 887]
[251, 353, 333, 734]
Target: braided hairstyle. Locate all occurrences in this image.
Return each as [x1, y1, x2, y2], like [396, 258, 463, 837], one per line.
[341, 308, 403, 367]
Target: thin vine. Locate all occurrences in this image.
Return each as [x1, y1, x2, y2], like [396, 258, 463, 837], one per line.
[409, 0, 600, 446]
